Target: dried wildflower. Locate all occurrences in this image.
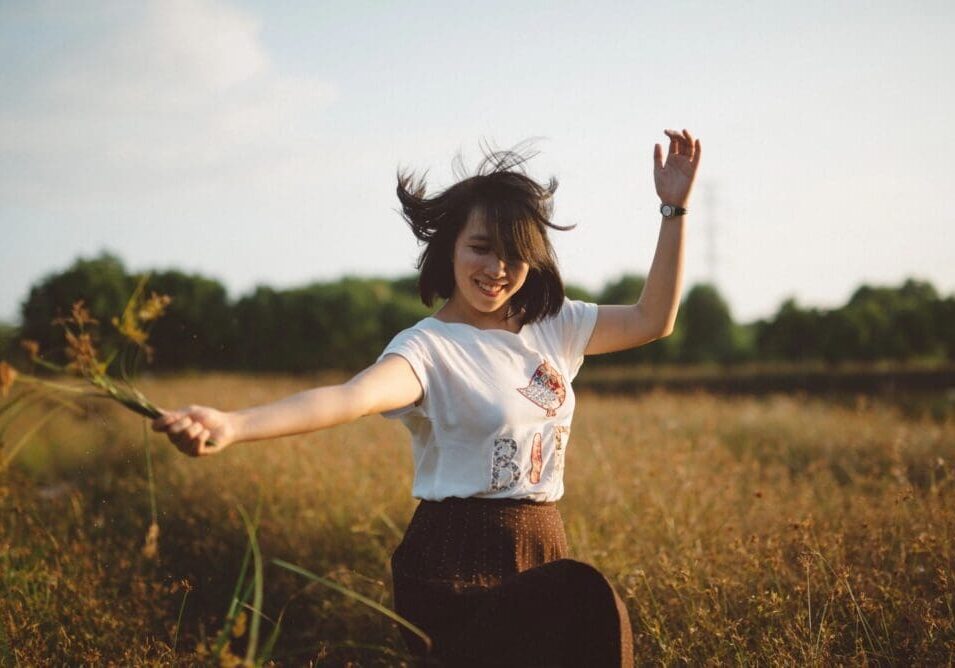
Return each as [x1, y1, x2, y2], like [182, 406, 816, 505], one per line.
[112, 314, 149, 347]
[64, 330, 105, 377]
[231, 610, 248, 639]
[0, 361, 18, 398]
[71, 300, 98, 327]
[139, 292, 171, 322]
[112, 279, 171, 363]
[141, 521, 160, 560]
[20, 339, 40, 360]
[217, 645, 243, 668]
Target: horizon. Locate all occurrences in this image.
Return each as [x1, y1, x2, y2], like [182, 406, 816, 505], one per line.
[3, 246, 948, 329]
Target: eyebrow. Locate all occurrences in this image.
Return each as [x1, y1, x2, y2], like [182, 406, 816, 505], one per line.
[466, 234, 491, 242]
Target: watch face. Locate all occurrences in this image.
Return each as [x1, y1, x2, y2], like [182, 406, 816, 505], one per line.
[661, 205, 673, 217]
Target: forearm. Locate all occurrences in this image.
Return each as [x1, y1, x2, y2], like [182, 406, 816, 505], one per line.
[636, 216, 685, 335]
[232, 383, 363, 444]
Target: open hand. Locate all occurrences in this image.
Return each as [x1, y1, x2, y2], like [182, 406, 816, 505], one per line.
[653, 128, 701, 209]
[152, 405, 237, 457]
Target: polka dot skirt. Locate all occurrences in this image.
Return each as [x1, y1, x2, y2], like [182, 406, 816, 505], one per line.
[391, 497, 633, 667]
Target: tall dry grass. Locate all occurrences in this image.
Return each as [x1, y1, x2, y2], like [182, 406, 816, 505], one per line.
[2, 373, 953, 665]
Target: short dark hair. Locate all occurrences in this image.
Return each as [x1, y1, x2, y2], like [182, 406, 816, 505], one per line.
[396, 144, 573, 324]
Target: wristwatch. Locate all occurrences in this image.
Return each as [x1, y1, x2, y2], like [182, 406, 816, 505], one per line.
[660, 203, 687, 218]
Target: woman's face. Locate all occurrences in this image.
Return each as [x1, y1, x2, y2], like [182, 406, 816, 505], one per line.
[449, 209, 530, 320]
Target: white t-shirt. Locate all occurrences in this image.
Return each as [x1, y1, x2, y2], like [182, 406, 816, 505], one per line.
[377, 298, 598, 502]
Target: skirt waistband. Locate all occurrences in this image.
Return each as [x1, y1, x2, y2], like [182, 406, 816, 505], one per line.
[420, 496, 557, 508]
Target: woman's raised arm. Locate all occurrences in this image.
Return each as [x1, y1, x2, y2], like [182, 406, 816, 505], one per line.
[151, 354, 423, 457]
[585, 128, 701, 356]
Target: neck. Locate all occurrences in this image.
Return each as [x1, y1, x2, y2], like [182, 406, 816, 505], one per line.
[436, 296, 522, 332]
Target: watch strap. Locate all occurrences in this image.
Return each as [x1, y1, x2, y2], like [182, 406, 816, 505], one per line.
[660, 203, 687, 218]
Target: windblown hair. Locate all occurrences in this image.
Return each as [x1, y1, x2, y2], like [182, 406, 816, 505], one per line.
[396, 143, 573, 324]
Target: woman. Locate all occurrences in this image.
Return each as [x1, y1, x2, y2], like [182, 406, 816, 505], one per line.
[153, 129, 701, 666]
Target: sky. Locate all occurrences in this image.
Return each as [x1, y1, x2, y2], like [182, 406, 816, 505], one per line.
[2, 0, 953, 325]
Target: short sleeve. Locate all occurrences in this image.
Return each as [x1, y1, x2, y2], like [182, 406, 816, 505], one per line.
[376, 326, 431, 418]
[555, 298, 599, 378]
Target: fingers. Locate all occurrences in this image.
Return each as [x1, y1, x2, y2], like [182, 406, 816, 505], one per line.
[661, 129, 702, 166]
[682, 129, 702, 167]
[682, 129, 694, 157]
[151, 410, 181, 432]
[150, 406, 219, 457]
[168, 418, 200, 456]
[664, 129, 695, 156]
[183, 425, 214, 458]
[666, 130, 678, 155]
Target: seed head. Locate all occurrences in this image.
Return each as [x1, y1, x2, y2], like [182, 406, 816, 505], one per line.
[112, 315, 148, 347]
[0, 361, 18, 398]
[65, 331, 104, 377]
[138, 292, 172, 322]
[20, 339, 40, 360]
[141, 521, 160, 560]
[231, 610, 248, 639]
[70, 300, 98, 328]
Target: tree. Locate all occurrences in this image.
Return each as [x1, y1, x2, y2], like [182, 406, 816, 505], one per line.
[678, 283, 735, 363]
[146, 270, 237, 370]
[563, 283, 596, 303]
[233, 278, 432, 372]
[756, 298, 824, 361]
[936, 297, 955, 361]
[598, 274, 646, 305]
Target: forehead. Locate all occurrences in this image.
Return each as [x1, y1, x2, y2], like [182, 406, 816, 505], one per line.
[459, 208, 490, 240]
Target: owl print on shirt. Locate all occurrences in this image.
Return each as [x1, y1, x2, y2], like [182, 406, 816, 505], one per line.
[517, 360, 567, 417]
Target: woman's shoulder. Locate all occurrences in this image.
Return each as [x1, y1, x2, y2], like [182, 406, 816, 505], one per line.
[538, 297, 598, 331]
[381, 317, 444, 354]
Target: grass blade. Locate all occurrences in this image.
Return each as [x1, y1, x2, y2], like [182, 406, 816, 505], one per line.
[237, 504, 264, 666]
[0, 405, 65, 471]
[272, 557, 432, 654]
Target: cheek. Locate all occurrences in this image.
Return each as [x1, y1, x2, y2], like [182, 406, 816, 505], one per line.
[510, 265, 531, 287]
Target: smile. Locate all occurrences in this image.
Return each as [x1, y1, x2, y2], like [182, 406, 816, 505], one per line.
[475, 280, 507, 297]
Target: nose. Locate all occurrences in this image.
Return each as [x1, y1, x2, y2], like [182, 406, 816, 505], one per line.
[484, 255, 507, 277]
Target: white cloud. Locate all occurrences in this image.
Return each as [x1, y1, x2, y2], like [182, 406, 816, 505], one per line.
[0, 0, 336, 208]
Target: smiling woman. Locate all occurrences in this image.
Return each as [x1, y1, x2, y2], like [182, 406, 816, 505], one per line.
[396, 148, 572, 332]
[153, 131, 701, 666]
[445, 211, 533, 332]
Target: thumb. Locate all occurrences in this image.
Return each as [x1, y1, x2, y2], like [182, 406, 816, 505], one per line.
[653, 143, 664, 171]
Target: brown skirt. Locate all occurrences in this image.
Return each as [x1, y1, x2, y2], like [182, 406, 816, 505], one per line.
[391, 497, 633, 667]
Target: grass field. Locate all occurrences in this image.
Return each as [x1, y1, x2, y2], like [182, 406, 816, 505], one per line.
[2, 373, 954, 665]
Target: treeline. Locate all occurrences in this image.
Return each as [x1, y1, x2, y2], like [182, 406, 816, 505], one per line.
[5, 253, 954, 373]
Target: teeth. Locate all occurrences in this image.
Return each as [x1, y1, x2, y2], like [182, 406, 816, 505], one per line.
[477, 280, 505, 294]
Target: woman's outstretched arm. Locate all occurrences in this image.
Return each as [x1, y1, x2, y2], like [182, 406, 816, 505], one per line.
[151, 354, 422, 457]
[585, 128, 701, 355]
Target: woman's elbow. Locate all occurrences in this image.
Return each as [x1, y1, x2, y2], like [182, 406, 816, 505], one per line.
[633, 304, 677, 343]
[646, 315, 676, 341]
[641, 325, 673, 345]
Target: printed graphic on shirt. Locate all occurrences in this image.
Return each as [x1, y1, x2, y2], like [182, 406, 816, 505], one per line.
[529, 433, 543, 484]
[517, 360, 567, 417]
[553, 426, 570, 477]
[491, 438, 521, 492]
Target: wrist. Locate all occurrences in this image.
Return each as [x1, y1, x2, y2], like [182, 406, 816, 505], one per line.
[229, 410, 250, 444]
[660, 202, 687, 218]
